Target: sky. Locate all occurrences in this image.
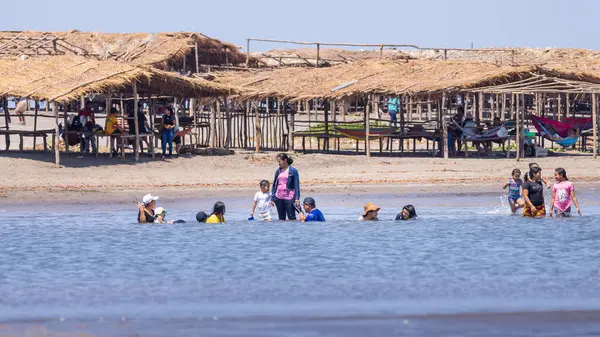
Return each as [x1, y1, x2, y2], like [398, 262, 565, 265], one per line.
[3, 0, 599, 52]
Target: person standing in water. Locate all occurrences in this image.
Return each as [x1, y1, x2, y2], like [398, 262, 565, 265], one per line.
[395, 205, 418, 220]
[271, 153, 300, 220]
[250, 180, 273, 221]
[503, 168, 524, 214]
[549, 168, 581, 217]
[522, 167, 546, 218]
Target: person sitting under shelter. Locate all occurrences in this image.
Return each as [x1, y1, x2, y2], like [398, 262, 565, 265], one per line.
[105, 108, 125, 156]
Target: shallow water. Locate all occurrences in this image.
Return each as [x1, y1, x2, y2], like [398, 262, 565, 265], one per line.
[2, 190, 600, 336]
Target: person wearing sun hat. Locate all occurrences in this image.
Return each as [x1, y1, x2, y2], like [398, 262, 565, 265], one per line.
[137, 194, 159, 223]
[359, 202, 380, 221]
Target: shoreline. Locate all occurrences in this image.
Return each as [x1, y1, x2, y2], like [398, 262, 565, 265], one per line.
[2, 152, 600, 204]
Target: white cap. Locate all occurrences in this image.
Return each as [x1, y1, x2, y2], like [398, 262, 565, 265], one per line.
[155, 207, 166, 215]
[142, 194, 159, 205]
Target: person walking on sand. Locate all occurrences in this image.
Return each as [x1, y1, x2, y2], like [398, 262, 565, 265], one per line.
[549, 168, 581, 217]
[522, 167, 546, 218]
[14, 98, 27, 125]
[271, 153, 300, 220]
[359, 202, 380, 221]
[137, 194, 158, 223]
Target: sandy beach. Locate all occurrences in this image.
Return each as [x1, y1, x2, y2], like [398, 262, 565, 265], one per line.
[2, 149, 600, 205]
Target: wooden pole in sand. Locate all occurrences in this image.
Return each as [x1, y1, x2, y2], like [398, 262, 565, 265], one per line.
[442, 92, 449, 159]
[225, 98, 231, 148]
[33, 100, 39, 150]
[52, 101, 60, 167]
[515, 94, 521, 162]
[565, 94, 570, 119]
[2, 98, 9, 150]
[254, 100, 261, 152]
[210, 102, 217, 148]
[133, 80, 140, 162]
[557, 94, 562, 122]
[593, 93, 597, 159]
[289, 102, 295, 151]
[365, 95, 371, 157]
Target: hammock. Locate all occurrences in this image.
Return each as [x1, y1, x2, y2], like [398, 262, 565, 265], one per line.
[175, 127, 193, 138]
[530, 115, 580, 148]
[531, 115, 591, 138]
[452, 121, 510, 142]
[335, 127, 398, 141]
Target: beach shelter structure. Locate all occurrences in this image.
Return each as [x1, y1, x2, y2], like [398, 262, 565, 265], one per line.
[214, 59, 600, 160]
[0, 55, 236, 166]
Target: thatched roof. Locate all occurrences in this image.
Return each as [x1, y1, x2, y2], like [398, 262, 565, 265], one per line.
[0, 55, 235, 102]
[250, 48, 411, 68]
[214, 59, 600, 100]
[0, 30, 246, 69]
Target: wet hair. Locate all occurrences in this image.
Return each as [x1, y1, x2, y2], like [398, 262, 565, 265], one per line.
[511, 168, 521, 178]
[555, 167, 568, 181]
[196, 211, 208, 223]
[277, 153, 293, 165]
[303, 197, 316, 207]
[402, 204, 417, 220]
[524, 166, 542, 182]
[259, 180, 270, 188]
[211, 201, 226, 216]
[529, 162, 540, 170]
[166, 106, 174, 114]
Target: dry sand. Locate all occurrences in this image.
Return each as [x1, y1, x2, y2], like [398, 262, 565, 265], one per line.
[1, 149, 600, 205]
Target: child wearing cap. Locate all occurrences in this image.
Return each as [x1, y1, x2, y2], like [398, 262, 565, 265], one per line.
[298, 197, 325, 222]
[154, 207, 174, 224]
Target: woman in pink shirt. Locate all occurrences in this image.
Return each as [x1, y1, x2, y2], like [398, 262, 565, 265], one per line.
[549, 167, 581, 217]
[270, 153, 301, 220]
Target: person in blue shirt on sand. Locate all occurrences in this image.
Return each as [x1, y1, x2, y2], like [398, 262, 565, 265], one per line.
[298, 197, 325, 222]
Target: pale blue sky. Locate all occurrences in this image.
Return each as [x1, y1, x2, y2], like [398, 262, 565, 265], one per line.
[3, 0, 598, 51]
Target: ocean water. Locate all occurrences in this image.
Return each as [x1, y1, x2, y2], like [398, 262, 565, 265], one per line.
[1, 190, 600, 337]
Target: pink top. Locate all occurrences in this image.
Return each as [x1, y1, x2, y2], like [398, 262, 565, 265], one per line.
[553, 181, 574, 212]
[275, 168, 295, 200]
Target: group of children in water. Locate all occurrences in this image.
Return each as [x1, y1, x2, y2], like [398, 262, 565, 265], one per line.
[503, 162, 582, 218]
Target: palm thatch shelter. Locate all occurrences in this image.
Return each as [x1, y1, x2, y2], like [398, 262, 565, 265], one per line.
[0, 55, 237, 166]
[0, 30, 246, 72]
[212, 59, 600, 160]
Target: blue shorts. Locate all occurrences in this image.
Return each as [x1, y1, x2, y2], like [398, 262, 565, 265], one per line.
[508, 196, 520, 203]
[389, 111, 398, 122]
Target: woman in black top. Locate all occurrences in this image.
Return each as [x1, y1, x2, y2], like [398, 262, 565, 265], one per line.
[161, 107, 176, 158]
[137, 194, 158, 223]
[522, 166, 545, 217]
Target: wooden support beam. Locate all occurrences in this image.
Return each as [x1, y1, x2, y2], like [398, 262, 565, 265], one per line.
[53, 102, 60, 167]
[133, 80, 140, 162]
[254, 100, 261, 152]
[365, 95, 371, 157]
[593, 93, 598, 159]
[442, 92, 449, 159]
[516, 94, 521, 161]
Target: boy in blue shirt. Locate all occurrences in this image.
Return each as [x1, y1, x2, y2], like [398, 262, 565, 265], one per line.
[298, 197, 325, 222]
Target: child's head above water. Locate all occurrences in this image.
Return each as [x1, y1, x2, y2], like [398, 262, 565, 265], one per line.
[259, 180, 270, 193]
[155, 207, 167, 221]
[212, 201, 226, 215]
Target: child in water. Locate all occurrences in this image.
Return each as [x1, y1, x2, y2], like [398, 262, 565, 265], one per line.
[503, 168, 524, 214]
[549, 168, 582, 217]
[395, 205, 417, 220]
[206, 202, 226, 224]
[154, 207, 184, 224]
[250, 180, 272, 221]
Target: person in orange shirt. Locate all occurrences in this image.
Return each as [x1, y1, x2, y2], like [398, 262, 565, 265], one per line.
[105, 108, 124, 156]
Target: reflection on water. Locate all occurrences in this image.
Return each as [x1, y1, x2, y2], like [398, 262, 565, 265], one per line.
[1, 192, 600, 336]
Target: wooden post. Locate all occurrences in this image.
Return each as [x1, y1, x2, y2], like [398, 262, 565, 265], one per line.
[408, 97, 413, 122]
[557, 94, 562, 121]
[80, 96, 85, 109]
[516, 94, 521, 161]
[225, 98, 231, 148]
[210, 102, 217, 147]
[53, 102, 60, 167]
[477, 92, 483, 123]
[442, 93, 449, 159]
[195, 42, 200, 74]
[289, 101, 295, 151]
[33, 100, 39, 150]
[500, 93, 506, 121]
[316, 43, 320, 68]
[245, 38, 250, 68]
[254, 100, 261, 152]
[133, 81, 140, 162]
[565, 94, 570, 119]
[64, 101, 69, 153]
[365, 95, 371, 157]
[593, 93, 597, 159]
